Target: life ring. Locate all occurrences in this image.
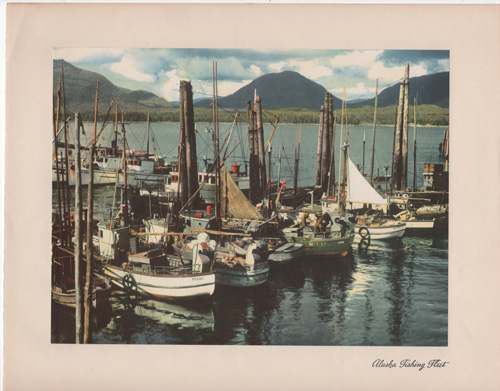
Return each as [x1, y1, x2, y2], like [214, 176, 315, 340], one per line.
[122, 273, 137, 293]
[359, 226, 370, 239]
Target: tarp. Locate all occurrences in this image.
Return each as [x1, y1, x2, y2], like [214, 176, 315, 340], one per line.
[347, 158, 386, 205]
[219, 164, 263, 220]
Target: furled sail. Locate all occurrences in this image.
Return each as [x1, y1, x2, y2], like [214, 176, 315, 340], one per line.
[347, 158, 386, 204]
[219, 164, 263, 220]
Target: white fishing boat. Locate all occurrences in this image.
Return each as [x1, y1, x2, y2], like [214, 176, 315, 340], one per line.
[394, 209, 436, 233]
[97, 221, 215, 300]
[215, 243, 269, 287]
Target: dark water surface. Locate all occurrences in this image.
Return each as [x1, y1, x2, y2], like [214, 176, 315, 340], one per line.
[52, 233, 448, 346]
[52, 123, 448, 345]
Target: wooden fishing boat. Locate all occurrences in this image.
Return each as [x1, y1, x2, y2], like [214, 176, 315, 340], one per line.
[415, 204, 447, 220]
[97, 218, 215, 300]
[101, 246, 215, 301]
[52, 273, 112, 309]
[280, 223, 355, 257]
[394, 209, 435, 233]
[214, 243, 269, 287]
[354, 216, 407, 240]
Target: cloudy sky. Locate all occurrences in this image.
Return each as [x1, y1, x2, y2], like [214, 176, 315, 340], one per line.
[54, 48, 449, 102]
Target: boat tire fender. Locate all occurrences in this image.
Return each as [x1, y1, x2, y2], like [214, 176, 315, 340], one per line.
[359, 226, 370, 239]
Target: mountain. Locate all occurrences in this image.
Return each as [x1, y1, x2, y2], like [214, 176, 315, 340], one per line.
[53, 59, 174, 113]
[195, 71, 343, 110]
[348, 72, 449, 109]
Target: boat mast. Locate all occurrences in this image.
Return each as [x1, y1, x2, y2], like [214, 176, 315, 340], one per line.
[121, 111, 128, 227]
[213, 61, 221, 228]
[293, 124, 301, 209]
[146, 109, 150, 157]
[53, 77, 63, 243]
[73, 112, 83, 344]
[113, 101, 119, 155]
[61, 61, 71, 247]
[276, 144, 282, 196]
[369, 79, 378, 185]
[83, 83, 98, 344]
[362, 130, 366, 176]
[412, 97, 417, 191]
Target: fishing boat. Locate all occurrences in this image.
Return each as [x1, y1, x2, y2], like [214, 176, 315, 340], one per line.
[52, 273, 113, 309]
[51, 248, 112, 309]
[394, 209, 436, 233]
[415, 204, 447, 220]
[215, 243, 270, 287]
[345, 158, 407, 240]
[280, 219, 355, 257]
[96, 219, 215, 300]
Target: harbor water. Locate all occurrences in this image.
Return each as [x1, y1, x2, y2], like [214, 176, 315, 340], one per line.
[52, 122, 448, 346]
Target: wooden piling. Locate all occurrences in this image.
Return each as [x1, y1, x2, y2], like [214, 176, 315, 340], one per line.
[178, 82, 188, 205]
[401, 63, 410, 190]
[321, 95, 331, 191]
[255, 96, 267, 203]
[74, 112, 83, 344]
[393, 75, 405, 190]
[413, 97, 417, 191]
[390, 101, 399, 195]
[327, 113, 336, 197]
[181, 81, 200, 208]
[316, 106, 324, 186]
[247, 100, 257, 203]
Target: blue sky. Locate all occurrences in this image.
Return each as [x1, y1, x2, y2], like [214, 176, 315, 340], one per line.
[54, 48, 449, 102]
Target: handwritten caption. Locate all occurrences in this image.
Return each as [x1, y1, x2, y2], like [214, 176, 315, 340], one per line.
[372, 359, 449, 371]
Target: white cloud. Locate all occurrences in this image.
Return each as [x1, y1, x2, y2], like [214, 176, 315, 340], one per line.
[250, 65, 261, 76]
[330, 50, 383, 69]
[367, 62, 427, 86]
[109, 54, 155, 83]
[160, 70, 182, 101]
[288, 59, 333, 80]
[268, 61, 286, 72]
[53, 48, 124, 63]
[218, 80, 252, 97]
[332, 82, 374, 99]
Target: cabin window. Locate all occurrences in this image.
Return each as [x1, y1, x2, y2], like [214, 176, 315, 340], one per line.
[99, 230, 103, 238]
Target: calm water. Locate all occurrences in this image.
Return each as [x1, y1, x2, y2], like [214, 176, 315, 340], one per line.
[52, 121, 448, 346]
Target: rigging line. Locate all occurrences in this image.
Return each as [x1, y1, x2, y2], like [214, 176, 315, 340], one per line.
[280, 146, 295, 180]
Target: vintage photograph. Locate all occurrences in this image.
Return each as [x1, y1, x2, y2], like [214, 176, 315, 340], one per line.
[50, 48, 449, 345]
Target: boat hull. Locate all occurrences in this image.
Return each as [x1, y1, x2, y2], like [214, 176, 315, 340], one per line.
[354, 224, 406, 240]
[284, 233, 355, 257]
[52, 167, 117, 186]
[268, 243, 305, 263]
[103, 264, 215, 300]
[51, 274, 112, 309]
[214, 263, 269, 287]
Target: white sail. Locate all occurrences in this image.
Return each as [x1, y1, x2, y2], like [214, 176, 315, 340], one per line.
[347, 158, 386, 205]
